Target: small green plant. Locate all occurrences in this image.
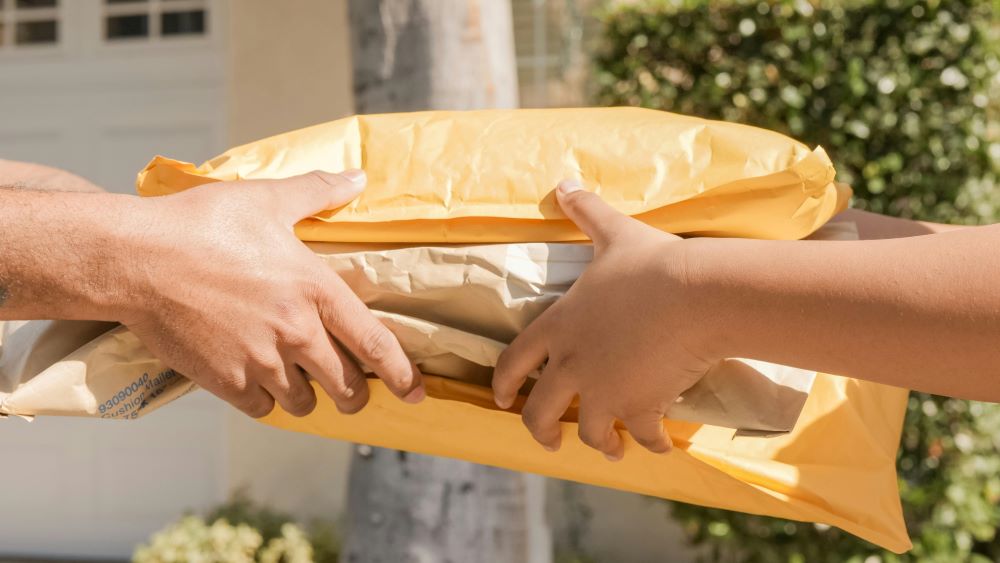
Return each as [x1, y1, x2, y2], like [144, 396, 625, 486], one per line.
[134, 491, 339, 563]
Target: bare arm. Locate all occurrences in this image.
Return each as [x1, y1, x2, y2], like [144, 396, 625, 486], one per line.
[689, 219, 1000, 401]
[0, 159, 104, 193]
[1, 160, 424, 417]
[495, 183, 999, 459]
[831, 207, 967, 238]
[0, 186, 141, 318]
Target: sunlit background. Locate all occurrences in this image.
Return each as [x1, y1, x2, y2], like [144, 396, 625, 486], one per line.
[0, 1, 997, 562]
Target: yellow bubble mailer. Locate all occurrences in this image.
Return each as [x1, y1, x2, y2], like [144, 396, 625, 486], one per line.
[112, 108, 910, 550]
[137, 107, 849, 243]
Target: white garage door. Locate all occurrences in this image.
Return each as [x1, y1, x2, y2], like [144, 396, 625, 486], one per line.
[0, 0, 230, 559]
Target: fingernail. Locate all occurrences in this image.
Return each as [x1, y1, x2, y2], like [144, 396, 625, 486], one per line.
[605, 452, 622, 462]
[543, 444, 558, 453]
[495, 396, 512, 409]
[341, 169, 367, 188]
[403, 385, 426, 404]
[557, 179, 582, 194]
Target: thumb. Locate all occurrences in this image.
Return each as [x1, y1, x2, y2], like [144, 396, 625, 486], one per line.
[555, 179, 631, 249]
[268, 169, 367, 224]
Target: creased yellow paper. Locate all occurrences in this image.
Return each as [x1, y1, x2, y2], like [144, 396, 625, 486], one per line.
[136, 107, 850, 242]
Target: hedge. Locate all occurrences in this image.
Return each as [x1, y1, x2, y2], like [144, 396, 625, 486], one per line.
[593, 1, 1000, 561]
[595, 0, 999, 223]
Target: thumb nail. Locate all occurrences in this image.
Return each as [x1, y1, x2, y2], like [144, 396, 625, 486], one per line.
[557, 179, 582, 194]
[341, 169, 367, 189]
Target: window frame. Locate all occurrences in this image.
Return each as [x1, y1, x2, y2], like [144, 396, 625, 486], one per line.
[0, 0, 62, 52]
[101, 0, 209, 45]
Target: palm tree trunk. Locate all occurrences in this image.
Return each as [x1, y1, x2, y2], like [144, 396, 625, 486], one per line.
[341, 1, 550, 562]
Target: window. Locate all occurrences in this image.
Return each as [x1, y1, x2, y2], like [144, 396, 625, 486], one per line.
[104, 0, 207, 42]
[0, 0, 59, 49]
[511, 0, 601, 108]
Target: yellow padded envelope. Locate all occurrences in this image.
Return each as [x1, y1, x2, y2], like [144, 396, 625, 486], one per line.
[134, 108, 909, 552]
[137, 107, 849, 242]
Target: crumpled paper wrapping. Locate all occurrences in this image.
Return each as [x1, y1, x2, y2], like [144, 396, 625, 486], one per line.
[2, 226, 845, 433]
[136, 107, 849, 242]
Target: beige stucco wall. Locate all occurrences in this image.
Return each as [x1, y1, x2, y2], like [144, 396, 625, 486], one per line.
[226, 0, 355, 146]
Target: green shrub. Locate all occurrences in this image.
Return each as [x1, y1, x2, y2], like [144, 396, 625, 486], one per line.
[134, 491, 339, 563]
[595, 0, 999, 223]
[594, 0, 1000, 561]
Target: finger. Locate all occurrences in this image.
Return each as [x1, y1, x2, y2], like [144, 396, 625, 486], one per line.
[555, 179, 633, 250]
[493, 313, 552, 409]
[519, 368, 577, 452]
[294, 325, 371, 414]
[316, 274, 425, 403]
[622, 411, 672, 454]
[577, 407, 625, 461]
[256, 361, 317, 417]
[227, 383, 276, 419]
[263, 169, 367, 224]
[186, 365, 276, 418]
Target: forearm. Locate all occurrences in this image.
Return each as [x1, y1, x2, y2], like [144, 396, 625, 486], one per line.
[832, 208, 966, 238]
[688, 225, 1000, 401]
[0, 187, 145, 321]
[0, 159, 104, 193]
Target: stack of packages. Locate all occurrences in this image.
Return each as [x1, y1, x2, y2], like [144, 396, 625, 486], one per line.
[0, 108, 911, 552]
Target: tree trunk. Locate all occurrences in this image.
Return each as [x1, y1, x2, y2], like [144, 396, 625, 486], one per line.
[342, 1, 550, 562]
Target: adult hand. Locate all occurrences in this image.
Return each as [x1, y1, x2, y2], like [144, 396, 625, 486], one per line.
[492, 180, 712, 460]
[122, 170, 424, 417]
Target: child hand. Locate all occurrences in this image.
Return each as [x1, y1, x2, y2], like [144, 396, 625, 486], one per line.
[492, 180, 713, 460]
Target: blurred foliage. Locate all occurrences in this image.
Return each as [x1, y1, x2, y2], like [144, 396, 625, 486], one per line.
[595, 0, 1000, 561]
[134, 490, 339, 563]
[595, 0, 999, 223]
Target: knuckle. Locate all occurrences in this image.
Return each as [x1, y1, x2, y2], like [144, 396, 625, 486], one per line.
[564, 190, 587, 210]
[578, 428, 601, 450]
[247, 353, 283, 376]
[522, 410, 558, 445]
[277, 321, 313, 349]
[521, 408, 545, 433]
[358, 325, 396, 367]
[552, 351, 580, 375]
[304, 170, 338, 189]
[272, 304, 315, 349]
[315, 355, 346, 387]
[284, 391, 317, 417]
[578, 423, 609, 450]
[494, 349, 512, 375]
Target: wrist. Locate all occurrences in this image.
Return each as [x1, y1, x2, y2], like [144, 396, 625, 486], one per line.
[80, 194, 160, 323]
[676, 237, 743, 362]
